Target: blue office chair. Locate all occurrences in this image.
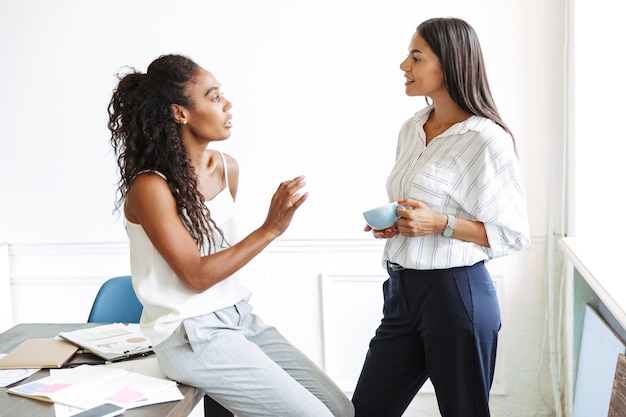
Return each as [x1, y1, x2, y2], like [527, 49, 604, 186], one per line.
[87, 275, 233, 417]
[87, 275, 143, 323]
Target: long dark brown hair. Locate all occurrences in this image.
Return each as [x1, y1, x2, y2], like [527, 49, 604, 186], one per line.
[108, 54, 222, 252]
[417, 17, 517, 155]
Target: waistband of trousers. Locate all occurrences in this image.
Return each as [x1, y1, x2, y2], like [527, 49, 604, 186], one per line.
[386, 260, 485, 275]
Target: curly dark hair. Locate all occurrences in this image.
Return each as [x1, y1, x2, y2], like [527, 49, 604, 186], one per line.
[108, 54, 222, 252]
[417, 17, 517, 155]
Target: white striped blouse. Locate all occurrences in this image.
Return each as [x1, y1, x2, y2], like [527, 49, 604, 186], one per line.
[383, 105, 531, 270]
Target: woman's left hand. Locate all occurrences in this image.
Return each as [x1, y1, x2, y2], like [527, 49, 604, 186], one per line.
[396, 199, 445, 237]
[364, 224, 399, 239]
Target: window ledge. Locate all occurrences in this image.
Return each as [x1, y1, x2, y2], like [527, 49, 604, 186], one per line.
[559, 236, 626, 331]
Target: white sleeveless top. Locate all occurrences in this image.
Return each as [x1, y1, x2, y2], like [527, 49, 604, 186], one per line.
[126, 152, 251, 346]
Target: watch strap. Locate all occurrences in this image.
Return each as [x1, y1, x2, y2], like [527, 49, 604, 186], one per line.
[443, 214, 455, 237]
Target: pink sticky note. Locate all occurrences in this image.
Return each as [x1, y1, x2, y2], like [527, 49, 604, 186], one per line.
[37, 383, 71, 393]
[106, 386, 145, 404]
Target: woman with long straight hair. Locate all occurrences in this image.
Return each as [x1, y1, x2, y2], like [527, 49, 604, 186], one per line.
[352, 18, 530, 417]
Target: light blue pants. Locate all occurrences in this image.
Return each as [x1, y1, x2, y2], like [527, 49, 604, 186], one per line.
[154, 300, 354, 417]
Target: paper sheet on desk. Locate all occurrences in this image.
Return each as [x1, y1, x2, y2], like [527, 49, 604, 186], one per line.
[0, 354, 39, 387]
[52, 358, 183, 415]
[54, 385, 184, 416]
[8, 364, 178, 409]
[103, 356, 184, 408]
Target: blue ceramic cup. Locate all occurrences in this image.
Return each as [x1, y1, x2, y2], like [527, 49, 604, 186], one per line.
[363, 202, 403, 230]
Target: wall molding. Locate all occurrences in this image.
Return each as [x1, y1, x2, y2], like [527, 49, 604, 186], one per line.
[7, 236, 545, 286]
[7, 237, 544, 402]
[8, 235, 545, 257]
[8, 241, 129, 257]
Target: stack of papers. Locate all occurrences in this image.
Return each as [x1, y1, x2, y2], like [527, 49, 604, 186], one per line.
[7, 364, 181, 410]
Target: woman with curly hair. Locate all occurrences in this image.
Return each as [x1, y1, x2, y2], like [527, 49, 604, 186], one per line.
[108, 54, 353, 417]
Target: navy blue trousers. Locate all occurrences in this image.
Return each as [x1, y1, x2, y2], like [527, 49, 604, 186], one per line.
[352, 261, 500, 417]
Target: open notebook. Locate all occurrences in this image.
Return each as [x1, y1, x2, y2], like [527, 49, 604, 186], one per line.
[58, 323, 153, 362]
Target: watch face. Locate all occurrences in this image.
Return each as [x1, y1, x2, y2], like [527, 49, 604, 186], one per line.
[443, 227, 454, 237]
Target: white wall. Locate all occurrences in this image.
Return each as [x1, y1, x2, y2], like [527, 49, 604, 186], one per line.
[0, 1, 564, 416]
[573, 0, 626, 239]
[0, 0, 554, 243]
[0, 243, 11, 332]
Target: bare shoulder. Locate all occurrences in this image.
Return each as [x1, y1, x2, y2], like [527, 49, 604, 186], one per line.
[125, 172, 174, 224]
[128, 171, 170, 194]
[222, 152, 239, 175]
